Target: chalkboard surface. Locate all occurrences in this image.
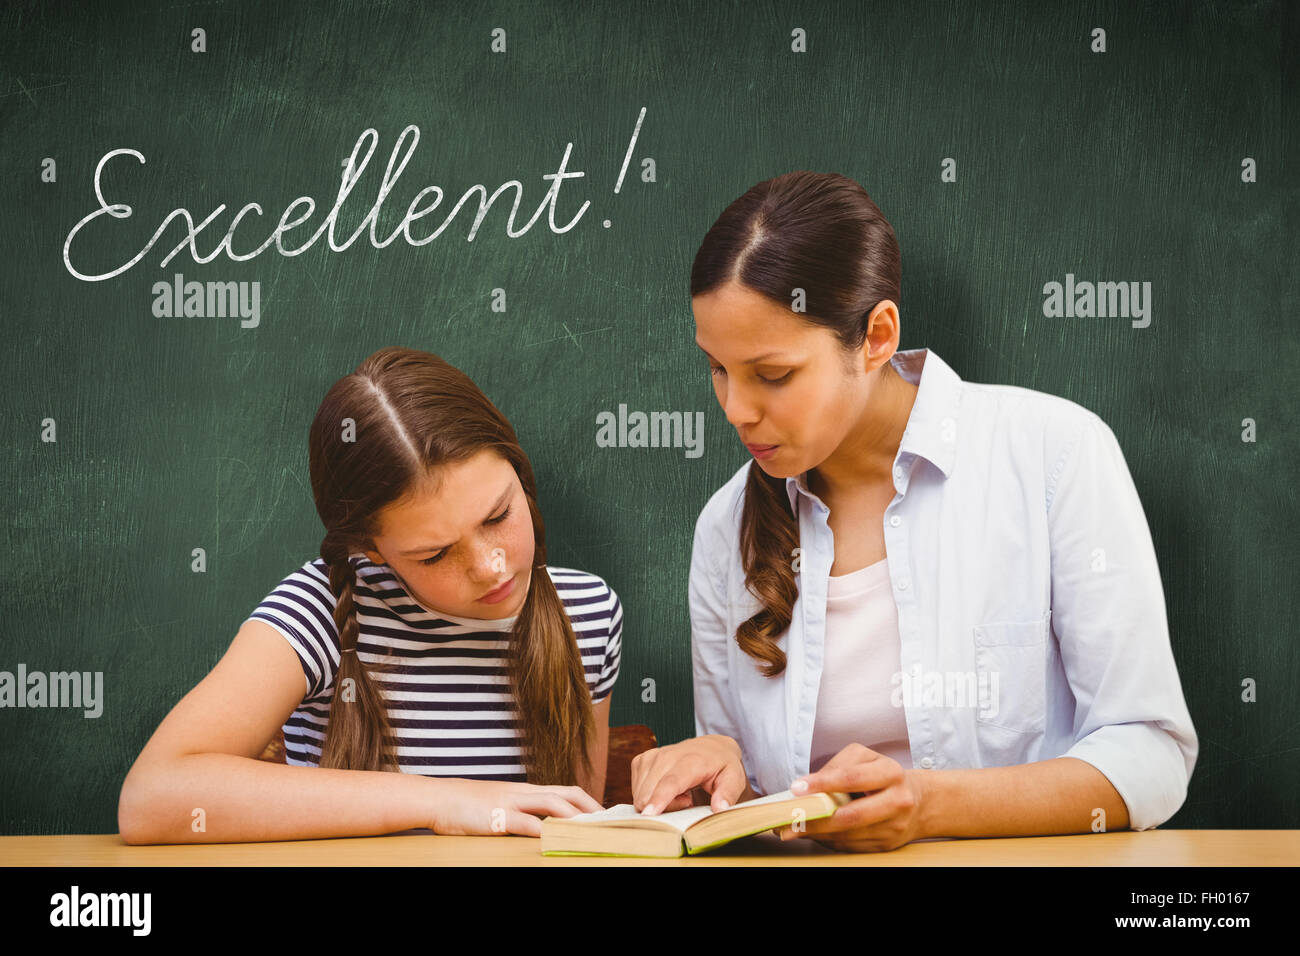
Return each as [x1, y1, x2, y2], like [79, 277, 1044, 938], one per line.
[1, 0, 1295, 834]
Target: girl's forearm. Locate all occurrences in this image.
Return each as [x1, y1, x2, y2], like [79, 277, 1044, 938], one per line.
[916, 757, 1131, 838]
[118, 753, 441, 845]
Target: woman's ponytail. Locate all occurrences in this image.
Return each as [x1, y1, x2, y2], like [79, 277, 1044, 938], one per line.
[736, 463, 800, 676]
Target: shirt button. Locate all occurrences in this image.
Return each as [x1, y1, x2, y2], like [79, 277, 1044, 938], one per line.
[897, 579, 909, 590]
[889, 515, 901, 527]
[920, 757, 934, 769]
[894, 468, 904, 481]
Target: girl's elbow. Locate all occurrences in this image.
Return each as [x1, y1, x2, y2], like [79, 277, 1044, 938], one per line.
[117, 799, 154, 845]
[118, 764, 166, 845]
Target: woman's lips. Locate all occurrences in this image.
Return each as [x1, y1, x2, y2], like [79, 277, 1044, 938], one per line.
[479, 574, 516, 604]
[746, 443, 779, 460]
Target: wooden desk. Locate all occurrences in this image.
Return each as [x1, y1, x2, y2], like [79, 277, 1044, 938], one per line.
[3, 830, 1297, 866]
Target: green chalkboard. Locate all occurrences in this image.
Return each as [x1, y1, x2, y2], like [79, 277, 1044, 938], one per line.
[1, 0, 1296, 836]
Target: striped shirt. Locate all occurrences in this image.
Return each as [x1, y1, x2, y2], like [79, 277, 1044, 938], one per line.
[245, 553, 622, 780]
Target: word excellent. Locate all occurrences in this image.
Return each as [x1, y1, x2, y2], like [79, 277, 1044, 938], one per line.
[62, 124, 593, 282]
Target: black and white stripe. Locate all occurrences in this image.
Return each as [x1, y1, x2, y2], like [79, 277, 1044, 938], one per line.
[246, 554, 622, 780]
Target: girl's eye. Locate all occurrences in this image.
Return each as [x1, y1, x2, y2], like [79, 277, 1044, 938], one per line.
[419, 506, 511, 565]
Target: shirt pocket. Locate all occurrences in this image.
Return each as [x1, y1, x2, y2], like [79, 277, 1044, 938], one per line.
[972, 610, 1052, 740]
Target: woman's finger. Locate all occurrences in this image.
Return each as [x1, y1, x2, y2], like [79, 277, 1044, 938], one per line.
[778, 787, 900, 838]
[639, 759, 711, 815]
[629, 748, 663, 805]
[796, 755, 896, 797]
[705, 761, 750, 811]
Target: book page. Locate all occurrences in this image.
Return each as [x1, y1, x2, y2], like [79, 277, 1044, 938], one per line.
[562, 788, 801, 830]
[730, 789, 797, 810]
[563, 802, 712, 831]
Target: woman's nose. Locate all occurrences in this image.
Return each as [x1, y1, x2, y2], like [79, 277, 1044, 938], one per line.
[723, 386, 759, 428]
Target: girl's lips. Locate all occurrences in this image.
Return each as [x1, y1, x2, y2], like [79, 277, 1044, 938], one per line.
[746, 443, 779, 459]
[479, 575, 515, 604]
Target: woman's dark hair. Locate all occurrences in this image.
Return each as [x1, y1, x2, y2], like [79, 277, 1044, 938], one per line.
[306, 347, 594, 784]
[689, 170, 902, 677]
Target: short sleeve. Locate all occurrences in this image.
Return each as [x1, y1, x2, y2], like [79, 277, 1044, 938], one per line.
[1048, 413, 1199, 830]
[245, 560, 341, 701]
[590, 584, 622, 703]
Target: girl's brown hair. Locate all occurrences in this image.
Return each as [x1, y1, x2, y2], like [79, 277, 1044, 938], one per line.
[689, 171, 902, 677]
[306, 347, 594, 785]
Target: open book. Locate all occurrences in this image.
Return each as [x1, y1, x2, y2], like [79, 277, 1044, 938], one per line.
[540, 788, 852, 857]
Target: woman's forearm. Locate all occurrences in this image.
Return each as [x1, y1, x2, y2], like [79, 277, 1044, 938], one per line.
[118, 753, 441, 845]
[916, 756, 1131, 838]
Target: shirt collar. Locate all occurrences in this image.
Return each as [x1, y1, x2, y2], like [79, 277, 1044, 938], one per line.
[785, 347, 963, 513]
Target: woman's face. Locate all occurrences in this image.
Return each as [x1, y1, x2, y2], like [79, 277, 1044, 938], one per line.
[692, 279, 898, 480]
[363, 448, 535, 620]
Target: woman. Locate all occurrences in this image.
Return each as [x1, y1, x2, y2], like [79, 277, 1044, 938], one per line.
[119, 347, 620, 843]
[631, 171, 1197, 852]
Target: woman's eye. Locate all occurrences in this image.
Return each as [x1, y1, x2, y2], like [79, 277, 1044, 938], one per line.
[487, 505, 511, 524]
[420, 552, 445, 566]
[758, 371, 793, 385]
[709, 365, 726, 378]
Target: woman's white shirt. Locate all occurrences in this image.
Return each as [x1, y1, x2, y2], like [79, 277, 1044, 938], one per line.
[689, 347, 1197, 831]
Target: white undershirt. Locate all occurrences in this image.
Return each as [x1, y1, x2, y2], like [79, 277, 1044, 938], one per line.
[809, 557, 913, 773]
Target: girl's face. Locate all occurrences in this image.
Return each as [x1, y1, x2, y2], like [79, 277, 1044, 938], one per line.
[363, 448, 535, 620]
[692, 279, 898, 480]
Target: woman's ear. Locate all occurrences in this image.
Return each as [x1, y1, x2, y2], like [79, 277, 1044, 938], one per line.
[864, 300, 900, 364]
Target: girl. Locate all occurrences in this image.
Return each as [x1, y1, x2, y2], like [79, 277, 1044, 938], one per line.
[118, 347, 620, 843]
[631, 171, 1197, 851]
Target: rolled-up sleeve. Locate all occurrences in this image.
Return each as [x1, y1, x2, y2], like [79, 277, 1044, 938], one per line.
[1047, 412, 1198, 831]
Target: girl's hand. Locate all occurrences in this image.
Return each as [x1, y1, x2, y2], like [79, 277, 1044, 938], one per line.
[631, 735, 749, 815]
[427, 779, 604, 837]
[775, 743, 928, 852]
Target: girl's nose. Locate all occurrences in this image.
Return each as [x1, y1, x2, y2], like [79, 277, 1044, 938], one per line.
[471, 543, 508, 581]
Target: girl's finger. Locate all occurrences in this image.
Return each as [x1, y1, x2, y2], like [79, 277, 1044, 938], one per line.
[558, 785, 604, 813]
[530, 792, 592, 820]
[506, 809, 543, 838]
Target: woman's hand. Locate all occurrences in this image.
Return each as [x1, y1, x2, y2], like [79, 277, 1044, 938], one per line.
[427, 779, 604, 837]
[631, 735, 750, 815]
[775, 743, 928, 852]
